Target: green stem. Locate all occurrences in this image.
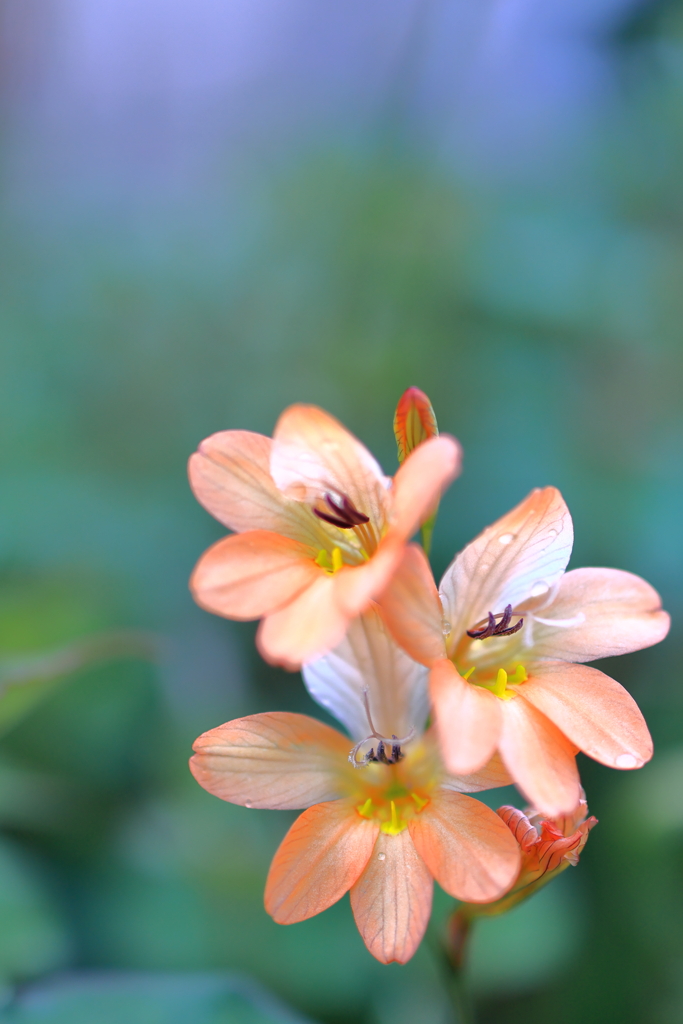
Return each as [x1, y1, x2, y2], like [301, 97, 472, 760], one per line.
[428, 914, 476, 1024]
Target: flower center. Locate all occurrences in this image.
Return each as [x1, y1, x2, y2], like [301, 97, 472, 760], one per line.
[461, 663, 528, 700]
[315, 547, 344, 574]
[312, 491, 378, 559]
[356, 786, 430, 835]
[349, 734, 440, 835]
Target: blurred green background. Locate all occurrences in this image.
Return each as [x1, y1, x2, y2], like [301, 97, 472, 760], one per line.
[1, 0, 683, 1021]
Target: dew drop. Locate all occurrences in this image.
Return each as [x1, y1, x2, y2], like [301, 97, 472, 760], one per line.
[616, 753, 639, 769]
[244, 800, 252, 808]
[530, 581, 549, 597]
[498, 533, 515, 545]
[547, 528, 558, 538]
[442, 619, 452, 637]
[377, 852, 386, 861]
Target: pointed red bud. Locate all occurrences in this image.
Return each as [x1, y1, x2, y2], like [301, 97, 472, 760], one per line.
[393, 387, 438, 464]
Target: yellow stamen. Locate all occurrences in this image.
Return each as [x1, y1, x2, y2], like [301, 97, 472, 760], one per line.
[474, 665, 521, 701]
[315, 550, 331, 571]
[316, 546, 344, 575]
[381, 800, 405, 835]
[357, 798, 373, 819]
[509, 664, 528, 684]
[462, 666, 475, 680]
[411, 792, 429, 811]
[493, 668, 508, 697]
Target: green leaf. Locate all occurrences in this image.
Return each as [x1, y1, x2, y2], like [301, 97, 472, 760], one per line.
[0, 632, 158, 737]
[467, 871, 585, 996]
[0, 973, 314, 1024]
[0, 837, 70, 984]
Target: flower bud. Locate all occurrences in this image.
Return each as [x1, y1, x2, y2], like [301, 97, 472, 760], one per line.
[393, 387, 439, 463]
[450, 790, 597, 927]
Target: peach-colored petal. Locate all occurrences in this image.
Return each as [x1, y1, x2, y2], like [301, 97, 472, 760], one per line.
[534, 786, 591, 838]
[350, 830, 433, 965]
[190, 531, 319, 621]
[515, 661, 653, 770]
[390, 435, 462, 540]
[439, 487, 573, 647]
[409, 791, 521, 902]
[257, 574, 350, 669]
[270, 404, 390, 527]
[499, 696, 580, 816]
[528, 567, 670, 662]
[333, 535, 405, 618]
[188, 430, 321, 545]
[264, 799, 379, 924]
[441, 751, 513, 794]
[378, 544, 446, 667]
[190, 712, 352, 810]
[431, 659, 503, 775]
[302, 608, 428, 741]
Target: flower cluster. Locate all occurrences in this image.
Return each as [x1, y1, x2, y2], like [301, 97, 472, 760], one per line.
[187, 390, 669, 964]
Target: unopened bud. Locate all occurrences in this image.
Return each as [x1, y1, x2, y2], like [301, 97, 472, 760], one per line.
[393, 387, 438, 464]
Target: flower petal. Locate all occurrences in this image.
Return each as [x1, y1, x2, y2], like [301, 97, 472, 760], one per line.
[333, 535, 405, 618]
[379, 544, 446, 667]
[430, 659, 502, 775]
[350, 830, 433, 965]
[302, 608, 429, 741]
[190, 531, 319, 620]
[515, 661, 653, 770]
[270, 405, 390, 526]
[439, 488, 573, 647]
[390, 435, 462, 540]
[257, 574, 350, 669]
[189, 430, 320, 544]
[190, 712, 353, 810]
[441, 751, 513, 794]
[528, 567, 670, 662]
[264, 800, 379, 923]
[499, 696, 580, 816]
[408, 791, 521, 902]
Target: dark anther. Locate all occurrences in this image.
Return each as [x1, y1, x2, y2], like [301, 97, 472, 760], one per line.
[314, 492, 370, 530]
[364, 736, 404, 766]
[350, 690, 415, 769]
[467, 604, 524, 640]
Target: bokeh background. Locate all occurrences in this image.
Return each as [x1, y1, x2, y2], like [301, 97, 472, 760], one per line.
[1, 1, 682, 1021]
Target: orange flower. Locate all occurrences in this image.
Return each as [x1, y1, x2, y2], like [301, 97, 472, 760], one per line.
[190, 612, 521, 964]
[379, 487, 670, 816]
[188, 404, 461, 668]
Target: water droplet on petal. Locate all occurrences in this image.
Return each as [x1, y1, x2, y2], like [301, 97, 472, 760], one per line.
[244, 800, 252, 808]
[499, 533, 515, 545]
[616, 753, 639, 769]
[442, 619, 452, 637]
[546, 528, 558, 538]
[530, 581, 549, 597]
[377, 852, 386, 861]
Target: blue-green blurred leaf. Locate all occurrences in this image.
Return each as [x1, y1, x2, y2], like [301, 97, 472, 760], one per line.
[0, 838, 70, 984]
[468, 871, 585, 996]
[0, 973, 313, 1024]
[0, 632, 158, 737]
